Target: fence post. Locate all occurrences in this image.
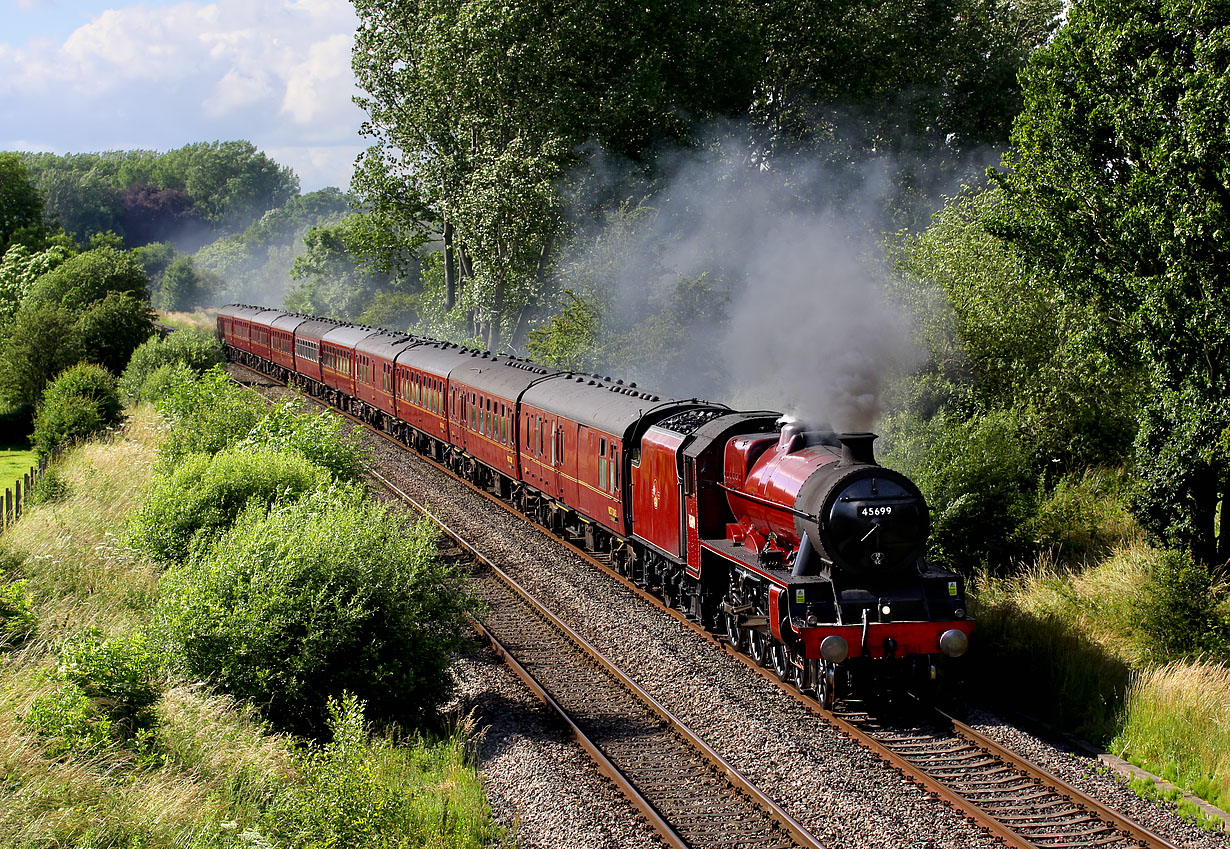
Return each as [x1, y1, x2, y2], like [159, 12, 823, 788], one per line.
[4, 488, 11, 528]
[13, 479, 20, 523]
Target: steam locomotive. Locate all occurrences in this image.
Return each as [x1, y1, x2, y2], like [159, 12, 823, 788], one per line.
[218, 304, 973, 706]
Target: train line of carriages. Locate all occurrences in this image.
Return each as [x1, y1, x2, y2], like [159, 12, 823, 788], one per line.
[218, 303, 973, 707]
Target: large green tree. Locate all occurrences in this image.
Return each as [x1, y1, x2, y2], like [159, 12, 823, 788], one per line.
[995, 0, 1230, 563]
[350, 0, 758, 349]
[0, 154, 44, 257]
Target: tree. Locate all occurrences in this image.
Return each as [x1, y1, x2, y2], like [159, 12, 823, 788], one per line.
[994, 0, 1230, 563]
[0, 153, 44, 257]
[24, 246, 150, 313]
[157, 256, 205, 312]
[351, 0, 759, 349]
[0, 303, 85, 408]
[75, 292, 155, 374]
[0, 242, 76, 326]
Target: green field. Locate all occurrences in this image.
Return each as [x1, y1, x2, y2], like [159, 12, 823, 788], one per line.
[0, 447, 37, 492]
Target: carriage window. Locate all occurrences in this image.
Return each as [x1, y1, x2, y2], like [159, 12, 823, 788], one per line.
[610, 446, 619, 493]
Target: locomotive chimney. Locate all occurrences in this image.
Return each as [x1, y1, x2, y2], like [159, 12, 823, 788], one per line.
[837, 432, 877, 466]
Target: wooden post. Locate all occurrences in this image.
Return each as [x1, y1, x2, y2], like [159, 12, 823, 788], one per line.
[5, 488, 11, 528]
[13, 479, 20, 522]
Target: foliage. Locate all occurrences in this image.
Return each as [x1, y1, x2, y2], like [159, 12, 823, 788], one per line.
[25, 630, 162, 757]
[236, 401, 369, 482]
[154, 490, 477, 734]
[157, 255, 209, 312]
[881, 407, 1038, 572]
[351, 0, 758, 349]
[285, 212, 417, 320]
[526, 291, 601, 371]
[119, 326, 225, 403]
[138, 362, 196, 406]
[1134, 549, 1230, 660]
[195, 187, 354, 306]
[1022, 469, 1139, 565]
[0, 242, 75, 326]
[264, 694, 506, 847]
[891, 189, 1141, 468]
[155, 366, 264, 466]
[22, 142, 300, 247]
[0, 579, 36, 647]
[23, 245, 149, 313]
[32, 363, 124, 456]
[76, 291, 156, 375]
[994, 0, 1230, 563]
[128, 448, 333, 563]
[358, 291, 419, 330]
[0, 303, 85, 408]
[0, 153, 44, 257]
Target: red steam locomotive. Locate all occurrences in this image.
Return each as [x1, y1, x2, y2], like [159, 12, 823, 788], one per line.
[218, 304, 973, 706]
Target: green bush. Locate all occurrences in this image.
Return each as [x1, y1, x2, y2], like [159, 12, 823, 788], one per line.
[155, 366, 263, 467]
[31, 363, 124, 456]
[263, 693, 505, 847]
[154, 489, 477, 734]
[26, 630, 162, 756]
[1135, 549, 1230, 660]
[129, 448, 333, 563]
[1023, 469, 1138, 565]
[237, 401, 369, 482]
[119, 328, 224, 403]
[138, 361, 196, 406]
[0, 579, 36, 646]
[76, 291, 156, 375]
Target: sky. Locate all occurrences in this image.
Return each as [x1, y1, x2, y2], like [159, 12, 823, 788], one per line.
[0, 0, 366, 191]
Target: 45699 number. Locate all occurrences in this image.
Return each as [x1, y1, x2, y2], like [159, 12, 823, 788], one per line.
[860, 506, 894, 517]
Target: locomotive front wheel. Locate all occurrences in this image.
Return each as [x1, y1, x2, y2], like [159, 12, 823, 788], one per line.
[818, 662, 837, 709]
[748, 629, 768, 666]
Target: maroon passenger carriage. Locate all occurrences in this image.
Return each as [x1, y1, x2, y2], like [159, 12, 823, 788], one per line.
[216, 305, 974, 706]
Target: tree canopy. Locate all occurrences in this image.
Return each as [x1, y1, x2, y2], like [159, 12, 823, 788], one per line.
[995, 0, 1230, 562]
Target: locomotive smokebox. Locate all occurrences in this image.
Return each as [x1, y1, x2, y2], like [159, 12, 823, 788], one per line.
[837, 432, 877, 466]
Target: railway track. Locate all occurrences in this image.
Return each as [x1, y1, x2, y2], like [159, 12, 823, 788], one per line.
[371, 469, 826, 849]
[229, 362, 1191, 849]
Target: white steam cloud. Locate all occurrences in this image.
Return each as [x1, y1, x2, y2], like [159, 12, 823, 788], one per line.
[561, 129, 921, 433]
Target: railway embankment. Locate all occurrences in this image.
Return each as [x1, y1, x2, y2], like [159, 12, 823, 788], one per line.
[0, 375, 504, 846]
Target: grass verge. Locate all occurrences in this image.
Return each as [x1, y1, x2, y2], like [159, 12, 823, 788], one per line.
[0, 406, 507, 848]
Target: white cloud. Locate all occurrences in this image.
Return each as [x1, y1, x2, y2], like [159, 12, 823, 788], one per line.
[0, 0, 364, 189]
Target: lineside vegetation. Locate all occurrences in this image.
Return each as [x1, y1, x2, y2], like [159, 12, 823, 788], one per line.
[0, 368, 501, 847]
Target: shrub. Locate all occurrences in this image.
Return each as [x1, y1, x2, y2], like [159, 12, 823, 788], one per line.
[76, 291, 156, 375]
[129, 448, 333, 563]
[119, 327, 224, 403]
[1135, 549, 1230, 660]
[264, 694, 504, 847]
[155, 366, 263, 467]
[0, 302, 86, 408]
[237, 400, 369, 481]
[138, 361, 196, 406]
[26, 630, 162, 756]
[154, 489, 477, 734]
[32, 363, 124, 456]
[0, 578, 36, 646]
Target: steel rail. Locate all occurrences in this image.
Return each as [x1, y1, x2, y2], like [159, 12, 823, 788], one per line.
[229, 361, 1184, 849]
[366, 464, 827, 849]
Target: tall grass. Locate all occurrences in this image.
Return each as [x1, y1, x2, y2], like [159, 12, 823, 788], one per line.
[1113, 661, 1230, 813]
